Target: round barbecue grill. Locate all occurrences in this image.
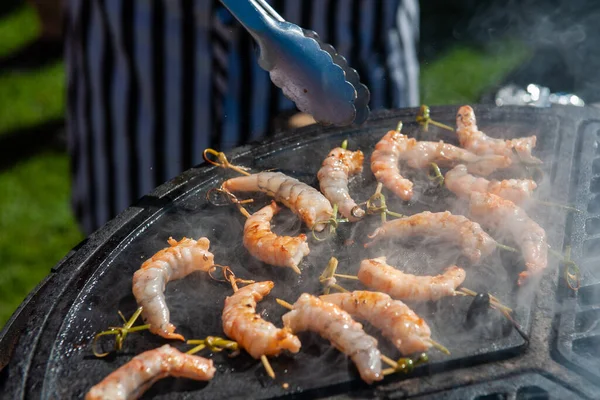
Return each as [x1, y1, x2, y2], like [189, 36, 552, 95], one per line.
[1, 105, 600, 399]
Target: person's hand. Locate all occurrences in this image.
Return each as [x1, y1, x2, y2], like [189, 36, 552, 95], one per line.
[288, 113, 315, 129]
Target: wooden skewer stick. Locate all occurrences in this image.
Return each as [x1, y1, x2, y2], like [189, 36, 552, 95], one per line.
[276, 298, 294, 310]
[426, 339, 450, 355]
[380, 354, 399, 369]
[495, 242, 519, 253]
[333, 273, 360, 280]
[185, 337, 239, 355]
[186, 344, 206, 355]
[456, 288, 513, 314]
[261, 355, 276, 379]
[416, 105, 455, 132]
[92, 307, 150, 358]
[203, 148, 251, 176]
[319, 257, 339, 295]
[365, 183, 406, 222]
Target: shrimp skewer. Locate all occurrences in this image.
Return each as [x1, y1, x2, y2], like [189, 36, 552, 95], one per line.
[456, 105, 542, 164]
[132, 237, 214, 340]
[282, 293, 383, 383]
[318, 146, 365, 221]
[403, 140, 512, 176]
[222, 172, 333, 231]
[371, 128, 415, 201]
[469, 192, 547, 285]
[243, 201, 309, 274]
[85, 344, 215, 400]
[358, 257, 466, 301]
[445, 164, 537, 205]
[365, 211, 497, 264]
[371, 127, 511, 201]
[320, 291, 433, 355]
[222, 281, 301, 360]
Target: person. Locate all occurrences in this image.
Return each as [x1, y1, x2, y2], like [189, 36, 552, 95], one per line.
[64, 0, 420, 235]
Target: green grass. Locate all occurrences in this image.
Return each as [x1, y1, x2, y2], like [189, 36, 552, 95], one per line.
[0, 4, 64, 135]
[0, 4, 40, 57]
[0, 152, 83, 326]
[0, 62, 66, 134]
[420, 41, 530, 105]
[0, 4, 81, 328]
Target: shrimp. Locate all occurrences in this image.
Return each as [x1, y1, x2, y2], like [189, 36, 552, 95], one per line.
[456, 105, 542, 164]
[371, 129, 414, 201]
[222, 281, 301, 359]
[403, 140, 512, 175]
[469, 192, 547, 285]
[445, 164, 537, 205]
[243, 201, 309, 274]
[222, 172, 333, 231]
[358, 257, 466, 301]
[282, 293, 383, 383]
[371, 130, 511, 201]
[318, 147, 365, 221]
[320, 291, 432, 355]
[365, 211, 497, 264]
[85, 344, 215, 400]
[132, 237, 214, 340]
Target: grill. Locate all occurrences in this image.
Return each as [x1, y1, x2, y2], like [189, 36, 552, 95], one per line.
[1, 105, 599, 399]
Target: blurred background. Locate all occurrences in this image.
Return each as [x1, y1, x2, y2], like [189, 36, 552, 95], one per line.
[0, 0, 598, 328]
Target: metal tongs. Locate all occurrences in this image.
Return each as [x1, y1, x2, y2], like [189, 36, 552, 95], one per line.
[220, 0, 370, 126]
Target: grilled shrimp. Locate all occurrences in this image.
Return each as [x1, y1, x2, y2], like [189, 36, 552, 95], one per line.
[223, 172, 333, 231]
[321, 291, 432, 355]
[85, 344, 215, 400]
[318, 147, 365, 221]
[365, 211, 497, 264]
[446, 164, 537, 205]
[371, 129, 415, 201]
[358, 257, 466, 301]
[132, 237, 214, 340]
[222, 281, 301, 359]
[282, 293, 383, 383]
[243, 201, 309, 274]
[456, 105, 542, 164]
[469, 192, 547, 285]
[371, 130, 511, 201]
[402, 140, 512, 176]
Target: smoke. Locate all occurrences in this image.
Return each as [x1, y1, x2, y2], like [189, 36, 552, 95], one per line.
[460, 0, 600, 103]
[45, 105, 572, 398]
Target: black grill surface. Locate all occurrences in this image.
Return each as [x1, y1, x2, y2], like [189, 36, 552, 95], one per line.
[1, 106, 600, 399]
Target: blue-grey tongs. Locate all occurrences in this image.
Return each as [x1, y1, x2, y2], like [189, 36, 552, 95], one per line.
[220, 0, 370, 126]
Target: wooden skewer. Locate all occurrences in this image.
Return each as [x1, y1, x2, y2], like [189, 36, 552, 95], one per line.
[203, 148, 251, 176]
[261, 355, 276, 379]
[333, 273, 360, 280]
[457, 288, 513, 313]
[186, 344, 206, 355]
[320, 257, 339, 295]
[290, 264, 302, 275]
[426, 339, 450, 355]
[495, 242, 519, 253]
[380, 354, 399, 369]
[276, 298, 294, 310]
